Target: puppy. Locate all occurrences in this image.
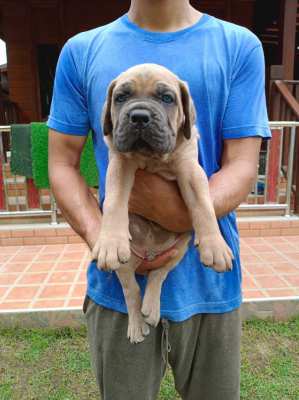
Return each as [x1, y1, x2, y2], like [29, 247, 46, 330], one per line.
[92, 64, 233, 343]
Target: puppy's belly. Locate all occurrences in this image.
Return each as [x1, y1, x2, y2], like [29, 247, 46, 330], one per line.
[129, 214, 190, 262]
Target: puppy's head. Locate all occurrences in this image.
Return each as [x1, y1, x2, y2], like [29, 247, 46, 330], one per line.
[102, 64, 196, 154]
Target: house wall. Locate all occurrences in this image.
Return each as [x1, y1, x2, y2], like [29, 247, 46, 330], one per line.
[0, 0, 256, 123]
[0, 1, 38, 122]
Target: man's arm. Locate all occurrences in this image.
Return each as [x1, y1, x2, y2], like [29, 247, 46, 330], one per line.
[209, 137, 261, 218]
[129, 137, 262, 232]
[48, 129, 102, 249]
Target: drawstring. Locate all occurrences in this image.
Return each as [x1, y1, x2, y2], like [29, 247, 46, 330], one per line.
[161, 318, 171, 375]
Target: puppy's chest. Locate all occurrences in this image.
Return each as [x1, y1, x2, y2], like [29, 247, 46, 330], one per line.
[136, 157, 177, 181]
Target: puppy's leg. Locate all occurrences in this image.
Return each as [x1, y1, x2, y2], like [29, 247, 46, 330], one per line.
[141, 267, 173, 327]
[175, 160, 233, 272]
[142, 236, 190, 327]
[116, 256, 150, 344]
[92, 154, 138, 271]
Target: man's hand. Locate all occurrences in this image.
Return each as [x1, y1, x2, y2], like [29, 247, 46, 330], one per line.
[85, 223, 101, 251]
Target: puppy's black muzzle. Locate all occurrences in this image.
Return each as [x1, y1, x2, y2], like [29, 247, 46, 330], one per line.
[114, 101, 174, 154]
[130, 109, 151, 128]
[128, 109, 153, 151]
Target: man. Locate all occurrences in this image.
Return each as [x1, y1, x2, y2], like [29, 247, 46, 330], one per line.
[47, 1, 271, 399]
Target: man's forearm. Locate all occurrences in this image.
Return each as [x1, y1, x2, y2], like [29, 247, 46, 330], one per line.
[49, 165, 102, 249]
[129, 160, 257, 233]
[129, 138, 260, 232]
[164, 160, 256, 232]
[209, 159, 256, 218]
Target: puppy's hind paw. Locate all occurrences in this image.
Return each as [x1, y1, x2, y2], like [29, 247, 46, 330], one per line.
[127, 318, 150, 344]
[141, 300, 161, 327]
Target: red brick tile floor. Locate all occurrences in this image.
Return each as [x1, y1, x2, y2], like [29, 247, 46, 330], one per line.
[0, 236, 299, 311]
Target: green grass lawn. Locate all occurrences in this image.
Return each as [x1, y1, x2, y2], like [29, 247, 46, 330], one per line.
[0, 318, 298, 400]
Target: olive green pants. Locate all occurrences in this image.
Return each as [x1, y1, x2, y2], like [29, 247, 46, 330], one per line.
[83, 296, 241, 400]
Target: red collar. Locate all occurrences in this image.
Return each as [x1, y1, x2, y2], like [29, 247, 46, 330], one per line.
[130, 234, 183, 262]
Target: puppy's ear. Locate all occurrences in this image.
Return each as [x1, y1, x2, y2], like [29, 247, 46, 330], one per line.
[179, 81, 196, 139]
[101, 80, 116, 136]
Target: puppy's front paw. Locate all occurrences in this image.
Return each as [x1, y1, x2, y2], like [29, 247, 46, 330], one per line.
[91, 234, 131, 271]
[195, 234, 234, 272]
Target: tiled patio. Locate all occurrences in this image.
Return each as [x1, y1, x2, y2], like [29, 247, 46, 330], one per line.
[0, 236, 299, 312]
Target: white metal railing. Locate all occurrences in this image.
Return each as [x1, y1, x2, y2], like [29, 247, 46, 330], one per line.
[239, 121, 299, 216]
[0, 125, 63, 224]
[0, 121, 298, 224]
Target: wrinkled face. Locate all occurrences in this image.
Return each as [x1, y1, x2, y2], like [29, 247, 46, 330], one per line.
[102, 64, 195, 155]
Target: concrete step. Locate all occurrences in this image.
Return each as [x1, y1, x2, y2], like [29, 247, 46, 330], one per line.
[1, 216, 299, 246]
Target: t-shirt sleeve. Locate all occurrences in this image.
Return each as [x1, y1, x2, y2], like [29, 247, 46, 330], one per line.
[221, 43, 271, 140]
[47, 40, 90, 136]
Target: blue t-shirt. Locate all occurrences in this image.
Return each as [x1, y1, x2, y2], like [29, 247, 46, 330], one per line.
[47, 13, 271, 321]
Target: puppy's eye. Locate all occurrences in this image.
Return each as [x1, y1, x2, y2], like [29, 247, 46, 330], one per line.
[115, 94, 128, 103]
[161, 94, 174, 104]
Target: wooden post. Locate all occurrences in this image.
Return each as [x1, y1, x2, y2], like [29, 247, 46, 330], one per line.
[0, 130, 6, 210]
[295, 134, 299, 214]
[268, 73, 283, 205]
[266, 129, 282, 203]
[0, 159, 5, 210]
[282, 0, 297, 79]
[269, 65, 284, 105]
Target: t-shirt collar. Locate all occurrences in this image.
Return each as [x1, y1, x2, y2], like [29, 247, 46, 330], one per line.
[120, 13, 211, 43]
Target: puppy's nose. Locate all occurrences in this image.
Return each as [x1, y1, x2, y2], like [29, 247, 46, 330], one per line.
[130, 109, 151, 126]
